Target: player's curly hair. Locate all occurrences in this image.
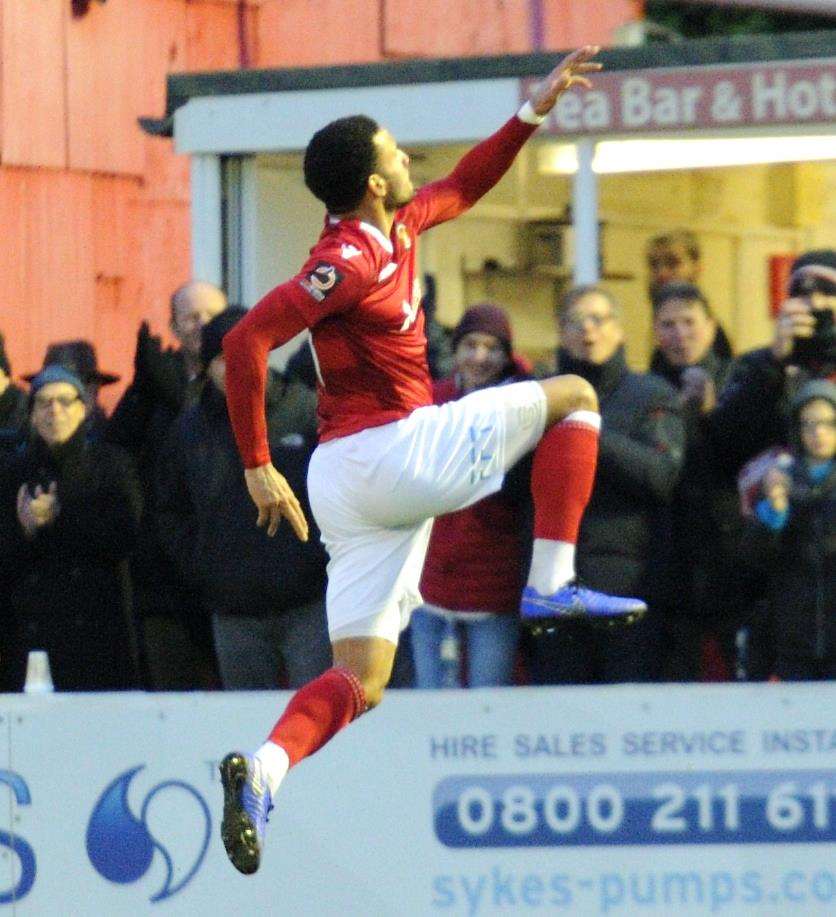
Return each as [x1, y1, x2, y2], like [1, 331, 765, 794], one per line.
[304, 115, 380, 214]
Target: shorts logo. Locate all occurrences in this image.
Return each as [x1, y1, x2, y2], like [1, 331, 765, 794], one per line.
[468, 424, 495, 483]
[299, 262, 344, 302]
[517, 403, 539, 431]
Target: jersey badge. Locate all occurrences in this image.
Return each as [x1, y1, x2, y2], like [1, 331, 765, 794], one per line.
[299, 262, 344, 302]
[395, 223, 412, 251]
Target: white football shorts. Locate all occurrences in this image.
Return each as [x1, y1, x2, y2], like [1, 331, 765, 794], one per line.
[306, 380, 547, 643]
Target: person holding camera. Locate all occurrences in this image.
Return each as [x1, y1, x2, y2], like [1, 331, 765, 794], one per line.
[740, 380, 835, 681]
[710, 249, 835, 473]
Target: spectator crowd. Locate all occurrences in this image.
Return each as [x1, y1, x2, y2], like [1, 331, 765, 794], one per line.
[0, 243, 833, 692]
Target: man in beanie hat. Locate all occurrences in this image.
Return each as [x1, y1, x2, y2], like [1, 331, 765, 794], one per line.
[0, 332, 27, 453]
[155, 308, 330, 691]
[712, 249, 836, 472]
[741, 378, 835, 680]
[412, 303, 531, 688]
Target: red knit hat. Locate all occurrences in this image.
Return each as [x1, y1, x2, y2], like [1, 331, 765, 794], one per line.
[451, 303, 513, 354]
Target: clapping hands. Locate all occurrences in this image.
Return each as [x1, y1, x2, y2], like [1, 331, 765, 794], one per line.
[17, 482, 60, 538]
[680, 366, 717, 415]
[762, 466, 791, 514]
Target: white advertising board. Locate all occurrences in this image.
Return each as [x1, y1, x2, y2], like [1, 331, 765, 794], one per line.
[1, 684, 836, 915]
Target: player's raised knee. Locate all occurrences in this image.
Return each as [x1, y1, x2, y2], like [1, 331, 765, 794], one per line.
[539, 373, 598, 424]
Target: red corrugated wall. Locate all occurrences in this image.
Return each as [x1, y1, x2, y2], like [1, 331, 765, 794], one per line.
[0, 0, 639, 411]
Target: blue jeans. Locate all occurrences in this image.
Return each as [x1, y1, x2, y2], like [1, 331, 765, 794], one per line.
[212, 599, 331, 690]
[410, 606, 519, 688]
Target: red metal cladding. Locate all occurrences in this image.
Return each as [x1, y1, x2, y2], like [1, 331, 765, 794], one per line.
[0, 0, 67, 168]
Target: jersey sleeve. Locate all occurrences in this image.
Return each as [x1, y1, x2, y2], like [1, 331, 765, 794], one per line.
[223, 253, 373, 468]
[288, 250, 375, 327]
[404, 111, 539, 235]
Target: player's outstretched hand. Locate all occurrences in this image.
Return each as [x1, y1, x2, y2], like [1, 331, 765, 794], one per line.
[529, 45, 603, 117]
[244, 463, 309, 541]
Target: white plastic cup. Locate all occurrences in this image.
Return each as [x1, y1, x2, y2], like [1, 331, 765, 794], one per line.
[24, 650, 54, 694]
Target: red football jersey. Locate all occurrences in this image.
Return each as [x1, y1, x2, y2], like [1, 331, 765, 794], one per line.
[290, 210, 434, 444]
[224, 111, 538, 468]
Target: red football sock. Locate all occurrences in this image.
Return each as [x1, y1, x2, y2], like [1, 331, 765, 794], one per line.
[531, 412, 599, 543]
[267, 667, 366, 768]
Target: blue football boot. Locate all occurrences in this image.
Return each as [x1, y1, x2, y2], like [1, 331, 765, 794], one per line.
[521, 580, 647, 631]
[220, 752, 273, 875]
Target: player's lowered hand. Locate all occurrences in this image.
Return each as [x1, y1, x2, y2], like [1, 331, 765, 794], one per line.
[530, 46, 603, 116]
[244, 463, 309, 541]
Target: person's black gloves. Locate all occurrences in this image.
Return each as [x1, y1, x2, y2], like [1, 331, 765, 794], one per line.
[133, 321, 185, 411]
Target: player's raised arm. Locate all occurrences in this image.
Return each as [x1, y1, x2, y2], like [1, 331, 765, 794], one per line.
[527, 45, 602, 115]
[411, 46, 602, 231]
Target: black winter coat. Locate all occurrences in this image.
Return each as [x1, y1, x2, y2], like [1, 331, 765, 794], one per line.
[558, 348, 685, 601]
[106, 343, 202, 612]
[557, 347, 685, 600]
[741, 461, 835, 661]
[650, 349, 749, 615]
[0, 429, 142, 690]
[710, 346, 833, 474]
[0, 384, 28, 460]
[155, 374, 327, 617]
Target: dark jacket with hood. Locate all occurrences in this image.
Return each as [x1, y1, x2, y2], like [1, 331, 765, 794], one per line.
[740, 382, 836, 662]
[557, 346, 685, 600]
[155, 370, 327, 617]
[709, 344, 836, 475]
[0, 427, 142, 690]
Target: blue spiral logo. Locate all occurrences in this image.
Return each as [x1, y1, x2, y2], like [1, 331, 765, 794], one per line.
[86, 766, 211, 903]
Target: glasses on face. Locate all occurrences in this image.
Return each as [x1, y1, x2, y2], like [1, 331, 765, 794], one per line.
[800, 419, 836, 433]
[562, 313, 614, 333]
[34, 394, 81, 410]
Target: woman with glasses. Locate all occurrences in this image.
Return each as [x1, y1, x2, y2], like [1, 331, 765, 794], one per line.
[0, 365, 142, 691]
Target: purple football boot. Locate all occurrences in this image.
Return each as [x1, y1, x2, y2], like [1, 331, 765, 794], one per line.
[220, 752, 273, 875]
[521, 580, 647, 629]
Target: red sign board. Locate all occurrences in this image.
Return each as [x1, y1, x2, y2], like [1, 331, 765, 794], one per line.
[522, 58, 836, 135]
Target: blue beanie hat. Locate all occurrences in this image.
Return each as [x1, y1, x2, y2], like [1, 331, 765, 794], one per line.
[792, 379, 836, 415]
[29, 365, 86, 399]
